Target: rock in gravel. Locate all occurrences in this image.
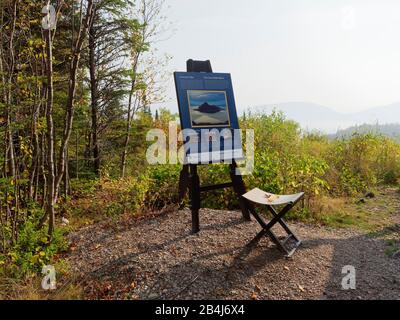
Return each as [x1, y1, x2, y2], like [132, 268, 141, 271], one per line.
[61, 217, 70, 226]
[365, 192, 375, 199]
[148, 293, 158, 300]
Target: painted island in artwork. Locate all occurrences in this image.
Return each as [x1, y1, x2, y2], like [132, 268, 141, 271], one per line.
[187, 90, 231, 128]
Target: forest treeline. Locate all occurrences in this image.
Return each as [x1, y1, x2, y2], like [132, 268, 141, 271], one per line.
[331, 123, 400, 141]
[0, 0, 167, 234]
[0, 0, 169, 276]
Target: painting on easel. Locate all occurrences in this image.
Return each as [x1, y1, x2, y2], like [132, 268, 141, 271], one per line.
[187, 90, 231, 128]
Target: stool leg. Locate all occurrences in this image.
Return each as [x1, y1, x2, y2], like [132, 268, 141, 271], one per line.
[249, 205, 302, 256]
[267, 206, 301, 243]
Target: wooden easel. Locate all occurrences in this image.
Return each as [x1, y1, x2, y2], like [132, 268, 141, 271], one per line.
[178, 60, 251, 233]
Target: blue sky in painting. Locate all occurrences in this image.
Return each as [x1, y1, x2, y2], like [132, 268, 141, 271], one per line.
[188, 91, 227, 109]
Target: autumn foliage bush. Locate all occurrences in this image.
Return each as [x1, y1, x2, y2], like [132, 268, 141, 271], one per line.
[143, 112, 400, 211]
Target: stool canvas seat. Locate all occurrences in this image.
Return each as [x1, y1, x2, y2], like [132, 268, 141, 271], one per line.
[243, 188, 304, 206]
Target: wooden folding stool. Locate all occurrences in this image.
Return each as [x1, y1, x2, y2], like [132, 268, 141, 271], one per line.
[242, 188, 304, 257]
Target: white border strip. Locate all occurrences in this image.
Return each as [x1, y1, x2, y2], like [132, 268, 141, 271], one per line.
[186, 149, 244, 164]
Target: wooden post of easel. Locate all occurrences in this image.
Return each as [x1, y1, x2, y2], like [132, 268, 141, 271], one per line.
[178, 59, 251, 234]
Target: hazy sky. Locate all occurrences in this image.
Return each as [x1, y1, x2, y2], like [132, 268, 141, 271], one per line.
[155, 0, 400, 114]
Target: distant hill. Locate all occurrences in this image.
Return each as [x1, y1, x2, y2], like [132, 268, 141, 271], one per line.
[254, 102, 400, 134]
[196, 102, 222, 113]
[329, 123, 400, 141]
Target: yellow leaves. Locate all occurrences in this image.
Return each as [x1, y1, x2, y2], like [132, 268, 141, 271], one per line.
[41, 237, 49, 244]
[29, 247, 47, 264]
[7, 194, 13, 202]
[8, 252, 17, 263]
[35, 52, 44, 59]
[20, 139, 33, 157]
[16, 73, 26, 83]
[30, 254, 39, 264]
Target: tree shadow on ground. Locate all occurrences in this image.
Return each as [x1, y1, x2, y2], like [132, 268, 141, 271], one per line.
[76, 210, 400, 300]
[78, 215, 249, 296]
[308, 223, 400, 300]
[150, 221, 400, 300]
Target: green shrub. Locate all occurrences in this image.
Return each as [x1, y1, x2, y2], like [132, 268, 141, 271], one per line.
[383, 170, 397, 185]
[70, 178, 99, 197]
[242, 112, 330, 207]
[101, 175, 151, 215]
[338, 166, 367, 196]
[324, 133, 400, 195]
[1, 219, 67, 279]
[146, 164, 181, 209]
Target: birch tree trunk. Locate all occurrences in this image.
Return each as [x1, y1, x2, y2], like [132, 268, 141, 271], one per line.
[44, 14, 56, 236]
[88, 13, 100, 176]
[54, 0, 94, 202]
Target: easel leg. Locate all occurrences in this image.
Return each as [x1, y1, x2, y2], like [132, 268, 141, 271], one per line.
[178, 165, 189, 209]
[230, 162, 251, 221]
[189, 164, 200, 233]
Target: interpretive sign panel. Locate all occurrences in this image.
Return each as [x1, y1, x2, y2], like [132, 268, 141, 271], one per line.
[174, 72, 243, 164]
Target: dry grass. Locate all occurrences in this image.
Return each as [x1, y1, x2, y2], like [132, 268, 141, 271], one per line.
[0, 276, 83, 300]
[0, 258, 84, 300]
[305, 187, 400, 231]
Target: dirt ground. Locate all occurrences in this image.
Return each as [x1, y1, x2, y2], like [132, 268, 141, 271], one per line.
[66, 197, 400, 300]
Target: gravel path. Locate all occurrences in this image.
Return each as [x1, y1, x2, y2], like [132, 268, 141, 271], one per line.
[66, 204, 400, 300]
